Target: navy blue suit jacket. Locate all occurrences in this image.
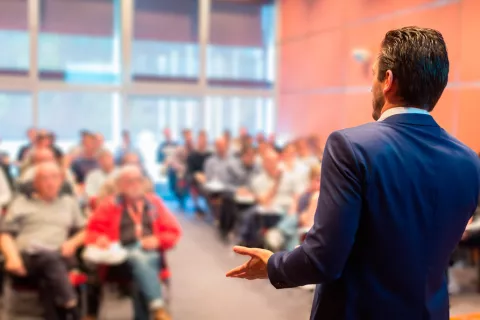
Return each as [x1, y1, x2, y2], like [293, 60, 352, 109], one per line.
[268, 113, 480, 320]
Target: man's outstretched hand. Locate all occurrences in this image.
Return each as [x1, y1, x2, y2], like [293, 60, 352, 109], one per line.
[226, 246, 274, 280]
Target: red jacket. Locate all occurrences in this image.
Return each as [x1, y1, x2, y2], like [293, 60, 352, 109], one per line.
[85, 193, 181, 250]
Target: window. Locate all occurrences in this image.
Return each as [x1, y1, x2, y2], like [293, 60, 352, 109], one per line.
[0, 92, 32, 141]
[38, 92, 116, 141]
[208, 1, 276, 84]
[0, 0, 29, 74]
[205, 96, 274, 139]
[127, 96, 201, 142]
[38, 0, 118, 83]
[132, 0, 199, 80]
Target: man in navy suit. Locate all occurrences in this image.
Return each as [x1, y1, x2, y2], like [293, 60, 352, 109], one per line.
[226, 27, 480, 320]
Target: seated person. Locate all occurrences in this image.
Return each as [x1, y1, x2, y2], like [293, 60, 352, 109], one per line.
[295, 137, 320, 168]
[197, 137, 231, 186]
[281, 142, 310, 191]
[219, 145, 260, 239]
[85, 149, 117, 198]
[238, 149, 304, 247]
[196, 137, 232, 220]
[85, 165, 181, 320]
[71, 132, 99, 186]
[0, 165, 12, 210]
[18, 147, 55, 182]
[187, 131, 212, 215]
[156, 128, 177, 164]
[265, 164, 321, 251]
[0, 162, 85, 320]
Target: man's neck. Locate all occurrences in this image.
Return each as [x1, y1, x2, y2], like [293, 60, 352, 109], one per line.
[380, 103, 423, 115]
[124, 196, 144, 207]
[35, 194, 57, 203]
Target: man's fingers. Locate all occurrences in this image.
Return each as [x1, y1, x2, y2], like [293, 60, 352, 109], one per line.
[226, 262, 249, 277]
[233, 246, 260, 257]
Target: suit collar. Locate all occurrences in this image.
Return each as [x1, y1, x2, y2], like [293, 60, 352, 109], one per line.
[378, 107, 430, 121]
[381, 113, 439, 127]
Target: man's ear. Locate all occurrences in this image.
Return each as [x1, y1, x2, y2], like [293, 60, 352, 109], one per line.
[383, 70, 394, 93]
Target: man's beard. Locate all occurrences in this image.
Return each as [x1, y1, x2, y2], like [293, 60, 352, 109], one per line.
[372, 91, 385, 121]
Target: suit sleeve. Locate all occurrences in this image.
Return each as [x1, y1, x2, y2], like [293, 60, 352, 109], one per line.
[267, 130, 363, 288]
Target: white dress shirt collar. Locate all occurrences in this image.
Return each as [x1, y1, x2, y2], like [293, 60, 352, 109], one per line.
[378, 107, 430, 122]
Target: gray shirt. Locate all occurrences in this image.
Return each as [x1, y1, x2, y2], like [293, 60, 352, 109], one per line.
[1, 195, 85, 252]
[251, 170, 304, 213]
[204, 154, 232, 184]
[225, 158, 261, 191]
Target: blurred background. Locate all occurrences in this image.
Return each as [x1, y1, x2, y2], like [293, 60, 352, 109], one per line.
[0, 0, 479, 320]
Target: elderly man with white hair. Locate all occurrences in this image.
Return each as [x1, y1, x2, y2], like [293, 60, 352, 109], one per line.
[85, 165, 181, 320]
[0, 161, 86, 320]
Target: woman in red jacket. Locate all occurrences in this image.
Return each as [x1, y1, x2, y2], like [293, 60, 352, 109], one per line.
[85, 165, 181, 320]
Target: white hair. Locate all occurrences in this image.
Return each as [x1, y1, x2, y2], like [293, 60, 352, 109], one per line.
[115, 164, 143, 182]
[34, 161, 61, 179]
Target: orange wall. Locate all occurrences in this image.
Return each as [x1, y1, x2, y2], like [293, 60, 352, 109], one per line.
[277, 0, 480, 151]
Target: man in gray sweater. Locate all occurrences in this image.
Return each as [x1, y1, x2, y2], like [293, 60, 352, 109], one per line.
[1, 161, 85, 320]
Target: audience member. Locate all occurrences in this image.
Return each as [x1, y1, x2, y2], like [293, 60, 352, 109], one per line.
[225, 145, 260, 192]
[47, 132, 64, 161]
[281, 143, 310, 191]
[268, 133, 281, 152]
[219, 145, 261, 240]
[85, 165, 181, 320]
[239, 149, 304, 247]
[94, 133, 105, 152]
[0, 166, 12, 209]
[165, 129, 193, 209]
[296, 138, 319, 168]
[156, 128, 177, 164]
[266, 164, 321, 251]
[201, 137, 232, 185]
[18, 147, 56, 183]
[308, 134, 323, 162]
[187, 131, 212, 215]
[85, 149, 116, 198]
[115, 130, 142, 165]
[71, 132, 98, 185]
[0, 162, 85, 320]
[16, 127, 37, 163]
[256, 132, 266, 146]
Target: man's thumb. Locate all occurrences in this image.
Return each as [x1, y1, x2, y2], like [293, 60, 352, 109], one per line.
[233, 246, 258, 257]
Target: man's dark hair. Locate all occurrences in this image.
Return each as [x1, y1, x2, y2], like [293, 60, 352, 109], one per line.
[378, 26, 449, 111]
[240, 145, 255, 157]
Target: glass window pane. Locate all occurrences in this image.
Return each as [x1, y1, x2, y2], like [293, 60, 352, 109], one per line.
[127, 96, 201, 141]
[133, 0, 199, 80]
[0, 0, 29, 73]
[0, 92, 32, 140]
[208, 2, 275, 83]
[38, 92, 115, 141]
[38, 0, 118, 83]
[205, 96, 274, 139]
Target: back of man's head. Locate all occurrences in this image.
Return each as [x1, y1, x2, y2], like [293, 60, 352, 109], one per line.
[378, 26, 449, 111]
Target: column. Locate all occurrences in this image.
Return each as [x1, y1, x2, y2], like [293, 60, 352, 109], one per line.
[28, 0, 40, 126]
